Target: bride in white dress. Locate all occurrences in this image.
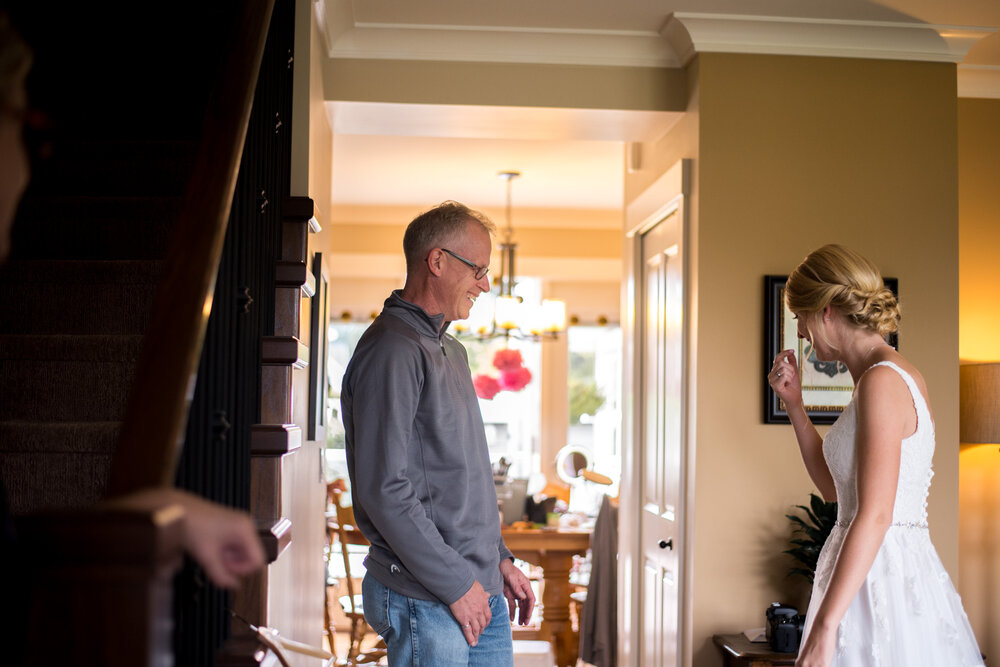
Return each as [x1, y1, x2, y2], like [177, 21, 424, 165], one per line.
[768, 245, 984, 667]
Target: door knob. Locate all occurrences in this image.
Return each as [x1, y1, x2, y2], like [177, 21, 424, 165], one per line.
[658, 538, 673, 550]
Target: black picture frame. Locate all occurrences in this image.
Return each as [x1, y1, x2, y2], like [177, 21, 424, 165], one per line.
[308, 252, 329, 441]
[764, 275, 899, 424]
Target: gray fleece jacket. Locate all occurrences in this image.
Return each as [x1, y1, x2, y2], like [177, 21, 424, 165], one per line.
[341, 290, 512, 605]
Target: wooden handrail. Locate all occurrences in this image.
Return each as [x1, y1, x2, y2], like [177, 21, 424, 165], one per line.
[19, 505, 186, 666]
[107, 0, 276, 495]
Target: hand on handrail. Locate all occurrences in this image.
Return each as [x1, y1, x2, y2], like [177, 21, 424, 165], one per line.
[103, 487, 265, 589]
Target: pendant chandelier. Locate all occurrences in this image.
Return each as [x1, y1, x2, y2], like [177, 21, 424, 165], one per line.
[453, 171, 566, 340]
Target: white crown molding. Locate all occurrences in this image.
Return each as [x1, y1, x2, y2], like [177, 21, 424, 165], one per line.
[325, 24, 680, 68]
[958, 65, 1000, 99]
[314, 0, 680, 67]
[665, 13, 996, 65]
[312, 2, 998, 77]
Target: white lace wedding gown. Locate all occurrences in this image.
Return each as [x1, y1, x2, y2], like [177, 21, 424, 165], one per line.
[802, 361, 984, 666]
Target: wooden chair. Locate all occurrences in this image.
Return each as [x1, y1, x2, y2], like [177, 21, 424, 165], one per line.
[326, 487, 386, 665]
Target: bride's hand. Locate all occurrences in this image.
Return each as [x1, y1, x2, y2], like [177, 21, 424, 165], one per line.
[794, 625, 835, 667]
[769, 350, 803, 408]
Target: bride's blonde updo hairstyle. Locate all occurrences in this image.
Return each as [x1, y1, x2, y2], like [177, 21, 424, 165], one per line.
[785, 244, 900, 338]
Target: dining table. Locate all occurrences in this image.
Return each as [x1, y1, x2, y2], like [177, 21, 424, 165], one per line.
[501, 526, 593, 667]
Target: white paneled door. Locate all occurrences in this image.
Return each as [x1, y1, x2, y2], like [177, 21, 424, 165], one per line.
[638, 208, 683, 667]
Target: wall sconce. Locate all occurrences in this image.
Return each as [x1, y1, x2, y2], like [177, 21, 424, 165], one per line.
[959, 362, 1000, 445]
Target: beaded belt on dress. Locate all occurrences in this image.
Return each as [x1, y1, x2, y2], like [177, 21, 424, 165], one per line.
[834, 520, 928, 529]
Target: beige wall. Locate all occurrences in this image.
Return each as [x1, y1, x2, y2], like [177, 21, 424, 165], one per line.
[327, 212, 620, 254]
[631, 53, 960, 666]
[548, 281, 623, 326]
[306, 12, 335, 274]
[329, 277, 402, 323]
[957, 96, 1000, 661]
[325, 58, 687, 111]
[958, 98, 1000, 364]
[288, 0, 338, 276]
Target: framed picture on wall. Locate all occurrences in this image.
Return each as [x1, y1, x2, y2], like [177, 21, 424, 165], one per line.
[308, 252, 329, 441]
[763, 275, 898, 424]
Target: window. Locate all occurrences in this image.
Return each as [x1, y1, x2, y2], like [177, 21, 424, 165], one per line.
[325, 321, 369, 481]
[322, 294, 623, 505]
[323, 319, 544, 484]
[465, 337, 541, 480]
[567, 325, 622, 503]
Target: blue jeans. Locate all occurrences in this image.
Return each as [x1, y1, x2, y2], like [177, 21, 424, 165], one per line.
[362, 572, 514, 667]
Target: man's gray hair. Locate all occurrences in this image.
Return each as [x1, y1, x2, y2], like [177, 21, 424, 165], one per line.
[402, 201, 495, 270]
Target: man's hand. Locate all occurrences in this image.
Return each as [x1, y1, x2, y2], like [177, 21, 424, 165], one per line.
[499, 558, 535, 626]
[449, 580, 491, 647]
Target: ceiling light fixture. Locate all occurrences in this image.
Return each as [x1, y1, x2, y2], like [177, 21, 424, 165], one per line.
[453, 171, 566, 340]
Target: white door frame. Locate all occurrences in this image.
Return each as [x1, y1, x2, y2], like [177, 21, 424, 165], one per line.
[619, 158, 694, 666]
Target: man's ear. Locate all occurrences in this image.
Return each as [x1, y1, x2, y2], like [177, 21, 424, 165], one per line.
[426, 248, 445, 277]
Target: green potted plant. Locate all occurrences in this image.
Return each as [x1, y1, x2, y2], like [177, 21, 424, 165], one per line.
[785, 493, 838, 584]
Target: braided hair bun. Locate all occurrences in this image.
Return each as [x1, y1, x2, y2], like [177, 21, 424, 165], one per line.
[785, 244, 900, 337]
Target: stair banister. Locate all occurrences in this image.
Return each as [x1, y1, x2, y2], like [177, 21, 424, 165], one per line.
[107, 0, 277, 495]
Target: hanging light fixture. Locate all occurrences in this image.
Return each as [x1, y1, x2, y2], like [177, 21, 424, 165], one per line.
[452, 171, 566, 340]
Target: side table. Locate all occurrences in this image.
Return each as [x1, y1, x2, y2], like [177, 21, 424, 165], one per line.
[713, 634, 797, 667]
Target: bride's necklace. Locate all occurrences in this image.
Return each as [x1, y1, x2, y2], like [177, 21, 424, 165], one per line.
[862, 341, 884, 367]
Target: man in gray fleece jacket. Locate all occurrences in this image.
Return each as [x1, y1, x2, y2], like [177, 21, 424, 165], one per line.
[342, 201, 535, 666]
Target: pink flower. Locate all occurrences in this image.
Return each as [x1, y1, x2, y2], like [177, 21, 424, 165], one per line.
[499, 366, 532, 392]
[473, 374, 502, 400]
[492, 348, 524, 372]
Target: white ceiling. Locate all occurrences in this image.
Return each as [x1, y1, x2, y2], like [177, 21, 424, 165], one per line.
[331, 133, 626, 211]
[320, 0, 1000, 218]
[329, 104, 683, 211]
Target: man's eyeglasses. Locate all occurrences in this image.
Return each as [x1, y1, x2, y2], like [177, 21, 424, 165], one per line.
[440, 248, 490, 281]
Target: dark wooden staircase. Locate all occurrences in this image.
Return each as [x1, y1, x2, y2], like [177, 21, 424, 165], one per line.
[0, 139, 193, 514]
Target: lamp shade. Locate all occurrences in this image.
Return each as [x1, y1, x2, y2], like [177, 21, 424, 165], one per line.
[541, 299, 566, 334]
[494, 295, 521, 331]
[959, 362, 1000, 444]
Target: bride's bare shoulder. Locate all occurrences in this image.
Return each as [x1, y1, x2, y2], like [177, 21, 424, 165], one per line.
[864, 351, 932, 423]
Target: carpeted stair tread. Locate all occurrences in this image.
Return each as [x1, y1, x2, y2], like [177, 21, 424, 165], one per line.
[0, 260, 161, 335]
[1, 448, 113, 515]
[0, 335, 143, 421]
[0, 423, 122, 516]
[0, 334, 144, 360]
[11, 196, 179, 260]
[0, 421, 121, 453]
[29, 139, 198, 197]
[0, 258, 163, 284]
[45, 138, 198, 161]
[15, 195, 182, 227]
